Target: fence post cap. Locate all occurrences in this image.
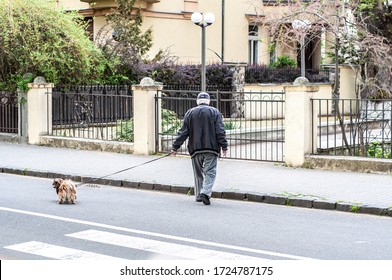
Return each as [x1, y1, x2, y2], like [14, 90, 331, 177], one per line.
[140, 77, 155, 87]
[293, 77, 310, 85]
[33, 76, 46, 83]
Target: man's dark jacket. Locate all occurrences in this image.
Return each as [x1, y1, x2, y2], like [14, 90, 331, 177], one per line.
[172, 104, 228, 157]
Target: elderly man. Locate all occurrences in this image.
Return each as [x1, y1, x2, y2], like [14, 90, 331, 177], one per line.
[172, 92, 228, 205]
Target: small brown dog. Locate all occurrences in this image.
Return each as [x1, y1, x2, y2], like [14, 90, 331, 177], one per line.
[52, 178, 77, 204]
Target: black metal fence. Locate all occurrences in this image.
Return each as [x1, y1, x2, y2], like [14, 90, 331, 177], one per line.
[245, 67, 331, 84]
[156, 90, 285, 162]
[0, 91, 18, 134]
[312, 98, 392, 159]
[51, 85, 133, 141]
[164, 84, 232, 92]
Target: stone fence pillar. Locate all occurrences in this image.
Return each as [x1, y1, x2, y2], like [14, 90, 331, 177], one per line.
[27, 78, 54, 145]
[133, 78, 163, 155]
[284, 85, 319, 166]
[18, 90, 28, 143]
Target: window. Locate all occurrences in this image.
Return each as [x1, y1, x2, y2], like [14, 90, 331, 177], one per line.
[248, 25, 259, 65]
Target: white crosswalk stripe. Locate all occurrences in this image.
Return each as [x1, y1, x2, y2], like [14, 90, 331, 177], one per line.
[5, 229, 267, 260]
[4, 241, 126, 260]
[66, 229, 266, 260]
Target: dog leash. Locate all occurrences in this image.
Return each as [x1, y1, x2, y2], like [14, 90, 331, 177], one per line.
[76, 152, 173, 187]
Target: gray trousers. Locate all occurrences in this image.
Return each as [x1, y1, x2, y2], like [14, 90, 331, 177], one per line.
[191, 153, 218, 199]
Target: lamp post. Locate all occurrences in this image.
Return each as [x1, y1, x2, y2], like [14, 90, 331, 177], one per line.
[191, 12, 215, 92]
[292, 19, 311, 78]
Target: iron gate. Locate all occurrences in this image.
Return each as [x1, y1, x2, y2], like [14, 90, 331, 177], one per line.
[155, 89, 285, 162]
[312, 98, 392, 159]
[0, 91, 18, 134]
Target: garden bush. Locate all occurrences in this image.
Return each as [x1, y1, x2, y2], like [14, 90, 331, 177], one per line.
[0, 0, 105, 91]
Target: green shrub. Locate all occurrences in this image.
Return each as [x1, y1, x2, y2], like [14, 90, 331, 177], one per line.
[224, 121, 239, 130]
[162, 109, 182, 134]
[0, 0, 106, 91]
[367, 141, 391, 159]
[270, 55, 297, 68]
[116, 119, 134, 142]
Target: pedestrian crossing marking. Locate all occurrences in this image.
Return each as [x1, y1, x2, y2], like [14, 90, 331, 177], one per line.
[4, 241, 126, 260]
[1, 206, 316, 260]
[66, 229, 266, 260]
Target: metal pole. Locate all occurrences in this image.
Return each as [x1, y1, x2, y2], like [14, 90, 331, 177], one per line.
[221, 0, 225, 62]
[201, 24, 206, 92]
[301, 35, 305, 77]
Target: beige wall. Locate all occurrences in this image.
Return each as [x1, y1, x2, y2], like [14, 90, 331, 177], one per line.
[223, 3, 252, 63]
[56, 0, 265, 64]
[144, 0, 252, 64]
[56, 0, 90, 10]
[144, 16, 221, 63]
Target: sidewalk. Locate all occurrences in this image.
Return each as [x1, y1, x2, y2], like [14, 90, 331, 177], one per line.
[1, 142, 391, 217]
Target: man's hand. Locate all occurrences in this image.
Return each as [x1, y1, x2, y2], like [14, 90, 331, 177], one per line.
[171, 149, 177, 156]
[221, 149, 227, 157]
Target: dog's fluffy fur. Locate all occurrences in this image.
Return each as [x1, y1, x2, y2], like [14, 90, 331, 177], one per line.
[52, 178, 77, 204]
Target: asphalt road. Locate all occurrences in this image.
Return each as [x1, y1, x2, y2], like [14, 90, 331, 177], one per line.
[1, 173, 392, 260]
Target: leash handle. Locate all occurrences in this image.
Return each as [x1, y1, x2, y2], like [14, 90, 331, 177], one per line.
[77, 152, 172, 187]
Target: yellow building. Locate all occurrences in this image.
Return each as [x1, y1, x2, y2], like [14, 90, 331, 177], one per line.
[56, 0, 330, 69]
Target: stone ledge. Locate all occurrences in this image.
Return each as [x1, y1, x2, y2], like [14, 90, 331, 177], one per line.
[39, 136, 134, 154]
[305, 155, 392, 174]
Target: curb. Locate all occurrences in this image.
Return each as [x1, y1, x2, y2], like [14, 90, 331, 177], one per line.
[2, 166, 391, 218]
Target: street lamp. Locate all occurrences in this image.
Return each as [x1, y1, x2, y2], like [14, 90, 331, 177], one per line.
[292, 19, 311, 78]
[191, 12, 215, 92]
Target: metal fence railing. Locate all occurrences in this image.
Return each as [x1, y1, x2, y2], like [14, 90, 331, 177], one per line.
[164, 84, 232, 92]
[156, 90, 285, 162]
[245, 67, 331, 84]
[51, 85, 133, 142]
[0, 91, 18, 134]
[312, 98, 392, 159]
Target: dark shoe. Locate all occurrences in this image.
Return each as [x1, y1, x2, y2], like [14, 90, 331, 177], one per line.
[196, 194, 203, 202]
[200, 194, 210, 205]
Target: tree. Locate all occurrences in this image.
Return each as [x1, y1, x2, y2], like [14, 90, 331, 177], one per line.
[253, 0, 392, 156]
[351, 0, 392, 99]
[95, 0, 153, 84]
[254, 0, 392, 99]
[0, 0, 106, 91]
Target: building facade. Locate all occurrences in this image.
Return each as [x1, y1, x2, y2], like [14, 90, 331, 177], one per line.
[56, 0, 331, 68]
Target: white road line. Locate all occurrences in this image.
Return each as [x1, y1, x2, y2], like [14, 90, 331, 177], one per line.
[4, 241, 126, 260]
[0, 206, 316, 260]
[67, 229, 264, 260]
